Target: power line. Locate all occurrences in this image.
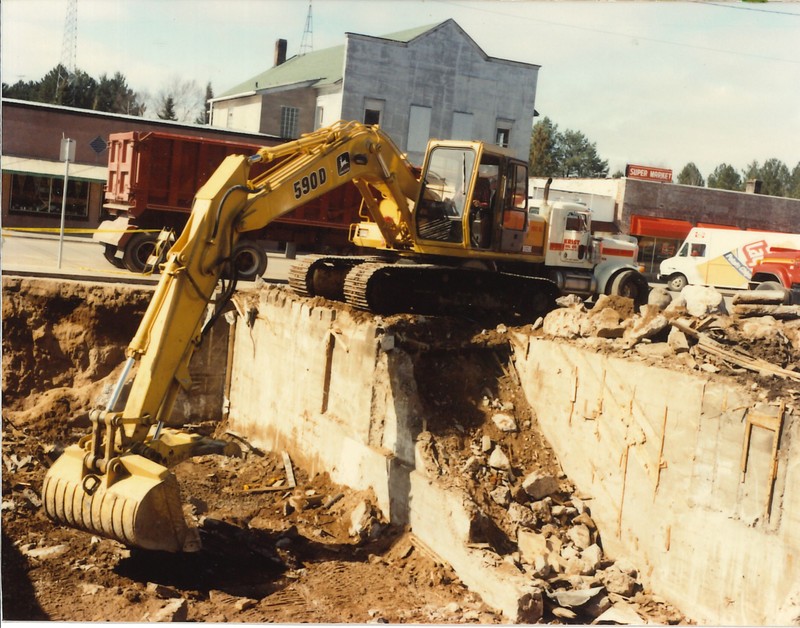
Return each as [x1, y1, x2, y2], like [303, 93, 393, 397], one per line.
[695, 1, 800, 17]
[433, 0, 800, 66]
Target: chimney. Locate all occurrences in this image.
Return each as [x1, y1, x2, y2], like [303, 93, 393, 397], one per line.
[274, 39, 287, 66]
[746, 178, 763, 194]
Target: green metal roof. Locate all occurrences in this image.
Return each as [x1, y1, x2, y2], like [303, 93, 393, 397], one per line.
[218, 21, 446, 99]
[219, 44, 346, 98]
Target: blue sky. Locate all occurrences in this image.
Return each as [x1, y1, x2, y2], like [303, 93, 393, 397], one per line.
[3, 0, 800, 177]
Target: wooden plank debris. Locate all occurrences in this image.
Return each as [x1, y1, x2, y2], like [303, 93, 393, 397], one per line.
[670, 319, 800, 382]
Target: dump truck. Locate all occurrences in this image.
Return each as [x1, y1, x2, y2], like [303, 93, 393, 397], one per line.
[95, 130, 366, 279]
[43, 121, 650, 552]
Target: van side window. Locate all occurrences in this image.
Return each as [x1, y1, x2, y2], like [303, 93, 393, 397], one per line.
[690, 243, 706, 257]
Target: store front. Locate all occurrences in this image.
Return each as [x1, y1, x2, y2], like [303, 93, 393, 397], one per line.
[630, 215, 693, 279]
[2, 156, 106, 232]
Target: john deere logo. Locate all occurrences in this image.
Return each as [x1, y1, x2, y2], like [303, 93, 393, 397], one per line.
[337, 152, 351, 176]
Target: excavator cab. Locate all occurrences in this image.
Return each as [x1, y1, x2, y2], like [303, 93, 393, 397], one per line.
[415, 141, 529, 255]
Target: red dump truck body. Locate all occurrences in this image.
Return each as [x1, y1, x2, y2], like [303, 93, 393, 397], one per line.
[96, 130, 365, 276]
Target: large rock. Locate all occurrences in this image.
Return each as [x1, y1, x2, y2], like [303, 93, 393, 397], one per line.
[522, 471, 559, 499]
[623, 305, 669, 345]
[681, 284, 728, 317]
[647, 287, 673, 309]
[543, 308, 584, 339]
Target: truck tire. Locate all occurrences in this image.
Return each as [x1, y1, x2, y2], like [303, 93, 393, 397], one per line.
[231, 241, 268, 281]
[102, 244, 125, 269]
[122, 233, 159, 273]
[610, 270, 650, 307]
[755, 280, 784, 292]
[666, 273, 687, 292]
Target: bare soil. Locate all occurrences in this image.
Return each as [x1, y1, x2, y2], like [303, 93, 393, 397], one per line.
[10, 276, 796, 623]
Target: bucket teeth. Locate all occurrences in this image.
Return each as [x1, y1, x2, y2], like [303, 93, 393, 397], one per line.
[42, 445, 199, 552]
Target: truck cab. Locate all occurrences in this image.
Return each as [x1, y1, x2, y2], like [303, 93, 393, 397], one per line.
[749, 247, 800, 304]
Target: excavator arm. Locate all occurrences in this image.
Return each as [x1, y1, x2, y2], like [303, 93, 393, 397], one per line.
[42, 121, 424, 551]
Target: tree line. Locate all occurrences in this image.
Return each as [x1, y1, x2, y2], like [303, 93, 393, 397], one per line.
[2, 64, 212, 124]
[529, 117, 800, 199]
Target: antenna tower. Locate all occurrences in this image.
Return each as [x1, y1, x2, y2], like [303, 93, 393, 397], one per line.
[299, 0, 313, 55]
[56, 0, 78, 100]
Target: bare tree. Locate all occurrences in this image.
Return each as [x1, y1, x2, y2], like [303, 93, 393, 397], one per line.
[148, 75, 206, 123]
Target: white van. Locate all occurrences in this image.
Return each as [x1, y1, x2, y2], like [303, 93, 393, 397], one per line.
[658, 227, 800, 290]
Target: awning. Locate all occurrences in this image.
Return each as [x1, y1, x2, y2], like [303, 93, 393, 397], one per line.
[630, 215, 692, 239]
[1, 155, 107, 182]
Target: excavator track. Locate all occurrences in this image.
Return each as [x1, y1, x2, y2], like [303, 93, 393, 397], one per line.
[288, 255, 379, 301]
[342, 262, 559, 323]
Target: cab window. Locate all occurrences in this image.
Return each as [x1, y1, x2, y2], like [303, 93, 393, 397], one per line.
[690, 243, 706, 257]
[416, 147, 476, 243]
[502, 163, 527, 230]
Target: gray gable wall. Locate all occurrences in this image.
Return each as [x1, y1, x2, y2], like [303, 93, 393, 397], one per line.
[340, 20, 539, 161]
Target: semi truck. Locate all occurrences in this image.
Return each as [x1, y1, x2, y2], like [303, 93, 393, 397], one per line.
[94, 130, 366, 279]
[658, 226, 800, 291]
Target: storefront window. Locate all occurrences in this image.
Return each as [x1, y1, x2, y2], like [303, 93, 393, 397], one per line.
[8, 174, 90, 219]
[637, 236, 680, 278]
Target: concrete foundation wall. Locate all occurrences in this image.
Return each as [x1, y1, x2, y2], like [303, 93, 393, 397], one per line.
[510, 334, 800, 625]
[224, 289, 799, 624]
[226, 289, 422, 521]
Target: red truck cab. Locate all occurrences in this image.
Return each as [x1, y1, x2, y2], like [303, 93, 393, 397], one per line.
[749, 247, 800, 304]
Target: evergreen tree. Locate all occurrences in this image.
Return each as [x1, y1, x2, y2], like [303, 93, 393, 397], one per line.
[560, 129, 608, 178]
[528, 117, 608, 178]
[742, 159, 792, 197]
[195, 82, 214, 124]
[677, 162, 704, 187]
[157, 95, 178, 121]
[758, 158, 790, 197]
[94, 72, 145, 115]
[707, 163, 742, 191]
[529, 117, 560, 176]
[1, 64, 145, 116]
[788, 162, 800, 199]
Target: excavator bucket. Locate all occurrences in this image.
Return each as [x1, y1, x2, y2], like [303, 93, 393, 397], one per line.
[42, 444, 199, 552]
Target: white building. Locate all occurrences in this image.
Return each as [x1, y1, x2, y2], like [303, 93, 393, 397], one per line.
[209, 19, 540, 162]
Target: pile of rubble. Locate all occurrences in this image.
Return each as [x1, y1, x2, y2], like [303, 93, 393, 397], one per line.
[412, 349, 686, 624]
[540, 286, 800, 391]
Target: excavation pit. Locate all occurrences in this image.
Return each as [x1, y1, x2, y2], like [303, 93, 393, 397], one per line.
[3, 276, 799, 624]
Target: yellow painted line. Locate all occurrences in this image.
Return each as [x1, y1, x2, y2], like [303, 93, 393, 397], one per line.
[2, 227, 160, 235]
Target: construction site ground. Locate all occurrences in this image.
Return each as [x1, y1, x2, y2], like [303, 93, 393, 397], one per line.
[3, 276, 798, 623]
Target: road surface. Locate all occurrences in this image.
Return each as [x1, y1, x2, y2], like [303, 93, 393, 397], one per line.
[1, 231, 301, 285]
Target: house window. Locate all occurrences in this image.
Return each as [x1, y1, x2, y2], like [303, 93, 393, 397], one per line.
[315, 106, 324, 129]
[363, 98, 385, 126]
[8, 173, 90, 219]
[496, 127, 510, 148]
[280, 106, 299, 138]
[407, 105, 432, 154]
[364, 109, 381, 125]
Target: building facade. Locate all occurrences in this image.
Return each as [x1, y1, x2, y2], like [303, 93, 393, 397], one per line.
[210, 20, 541, 163]
[1, 99, 277, 233]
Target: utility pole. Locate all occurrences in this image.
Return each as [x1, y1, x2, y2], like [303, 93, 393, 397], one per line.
[299, 0, 313, 56]
[57, 136, 75, 269]
[55, 0, 78, 102]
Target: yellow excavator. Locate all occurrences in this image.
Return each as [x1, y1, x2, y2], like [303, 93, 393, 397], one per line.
[42, 121, 646, 551]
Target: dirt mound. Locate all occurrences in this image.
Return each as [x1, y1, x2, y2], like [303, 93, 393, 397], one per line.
[2, 277, 153, 435]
